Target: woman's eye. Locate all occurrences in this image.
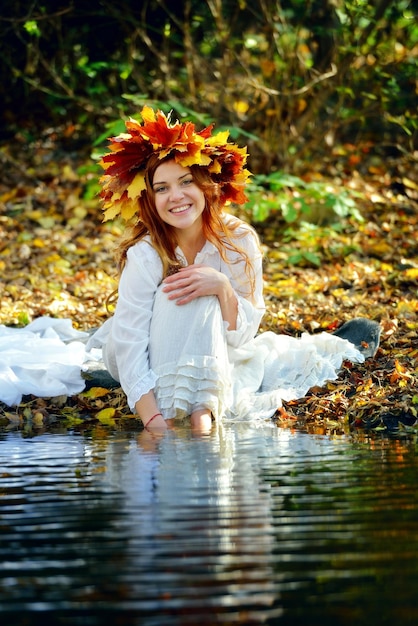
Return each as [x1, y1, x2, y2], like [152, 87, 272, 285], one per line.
[154, 185, 167, 193]
[182, 178, 193, 186]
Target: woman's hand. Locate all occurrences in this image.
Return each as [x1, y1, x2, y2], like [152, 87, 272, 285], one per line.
[162, 264, 227, 305]
[162, 264, 238, 330]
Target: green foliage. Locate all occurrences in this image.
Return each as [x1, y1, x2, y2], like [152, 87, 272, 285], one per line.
[244, 169, 365, 266]
[23, 20, 41, 37]
[279, 221, 361, 267]
[0, 0, 415, 174]
[77, 163, 102, 200]
[246, 171, 364, 225]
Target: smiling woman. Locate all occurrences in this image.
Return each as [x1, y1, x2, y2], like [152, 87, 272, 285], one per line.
[87, 106, 377, 433]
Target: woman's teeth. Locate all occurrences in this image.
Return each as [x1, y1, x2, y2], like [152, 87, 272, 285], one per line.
[170, 205, 190, 214]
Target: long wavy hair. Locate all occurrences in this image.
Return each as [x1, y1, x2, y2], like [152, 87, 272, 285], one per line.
[115, 154, 260, 298]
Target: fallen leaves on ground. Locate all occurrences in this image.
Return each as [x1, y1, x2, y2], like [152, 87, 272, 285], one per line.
[0, 131, 417, 438]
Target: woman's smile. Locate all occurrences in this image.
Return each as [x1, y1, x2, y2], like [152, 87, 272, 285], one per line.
[170, 203, 192, 214]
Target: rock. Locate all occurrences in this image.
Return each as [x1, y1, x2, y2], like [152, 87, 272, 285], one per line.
[82, 357, 120, 390]
[333, 317, 381, 358]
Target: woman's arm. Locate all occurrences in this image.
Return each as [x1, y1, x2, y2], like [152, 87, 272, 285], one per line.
[135, 389, 167, 430]
[111, 241, 161, 412]
[214, 272, 239, 331]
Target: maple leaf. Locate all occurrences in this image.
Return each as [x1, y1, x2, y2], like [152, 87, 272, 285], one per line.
[98, 106, 251, 221]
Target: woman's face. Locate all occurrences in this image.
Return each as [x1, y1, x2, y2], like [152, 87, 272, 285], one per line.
[152, 160, 205, 234]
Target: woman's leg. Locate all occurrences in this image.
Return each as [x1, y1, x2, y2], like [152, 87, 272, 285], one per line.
[190, 409, 213, 434]
[150, 286, 232, 422]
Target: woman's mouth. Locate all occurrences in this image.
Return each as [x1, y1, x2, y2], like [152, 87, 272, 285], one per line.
[170, 204, 191, 214]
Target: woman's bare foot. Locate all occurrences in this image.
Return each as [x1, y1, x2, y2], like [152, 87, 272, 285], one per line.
[190, 409, 213, 434]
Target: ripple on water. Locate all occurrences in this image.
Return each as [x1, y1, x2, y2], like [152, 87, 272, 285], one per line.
[1, 425, 418, 625]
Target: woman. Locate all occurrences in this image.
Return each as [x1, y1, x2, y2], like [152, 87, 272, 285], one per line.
[90, 106, 368, 432]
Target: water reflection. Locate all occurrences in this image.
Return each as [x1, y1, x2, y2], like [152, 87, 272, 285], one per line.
[1, 423, 418, 625]
[102, 425, 279, 623]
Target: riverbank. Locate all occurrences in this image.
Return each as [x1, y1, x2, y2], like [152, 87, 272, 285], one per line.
[1, 137, 416, 436]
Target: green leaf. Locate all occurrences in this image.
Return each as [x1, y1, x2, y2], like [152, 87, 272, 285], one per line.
[302, 251, 321, 266]
[24, 21, 41, 37]
[282, 204, 298, 223]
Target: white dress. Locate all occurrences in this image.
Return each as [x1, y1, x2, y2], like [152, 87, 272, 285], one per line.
[90, 219, 364, 421]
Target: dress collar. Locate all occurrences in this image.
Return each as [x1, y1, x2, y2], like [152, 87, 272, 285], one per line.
[175, 240, 218, 265]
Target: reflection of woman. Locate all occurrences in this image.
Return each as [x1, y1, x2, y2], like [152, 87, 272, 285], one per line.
[89, 106, 367, 432]
[104, 424, 278, 620]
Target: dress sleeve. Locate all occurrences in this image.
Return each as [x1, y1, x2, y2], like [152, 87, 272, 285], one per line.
[222, 225, 265, 348]
[111, 241, 162, 410]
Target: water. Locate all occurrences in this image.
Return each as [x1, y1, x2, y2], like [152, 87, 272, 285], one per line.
[1, 422, 418, 625]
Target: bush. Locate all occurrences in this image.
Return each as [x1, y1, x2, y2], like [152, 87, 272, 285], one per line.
[0, 0, 415, 174]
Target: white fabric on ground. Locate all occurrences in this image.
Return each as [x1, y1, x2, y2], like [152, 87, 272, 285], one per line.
[0, 317, 89, 406]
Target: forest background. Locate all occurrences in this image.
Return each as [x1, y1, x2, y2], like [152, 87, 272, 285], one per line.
[0, 0, 417, 436]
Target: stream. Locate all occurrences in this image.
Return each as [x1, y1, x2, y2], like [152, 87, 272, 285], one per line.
[1, 422, 418, 625]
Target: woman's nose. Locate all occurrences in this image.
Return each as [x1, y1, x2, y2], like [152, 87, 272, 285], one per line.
[169, 185, 185, 201]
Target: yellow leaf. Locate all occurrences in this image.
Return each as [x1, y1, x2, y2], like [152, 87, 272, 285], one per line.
[405, 268, 418, 280]
[120, 199, 139, 222]
[96, 407, 116, 425]
[402, 177, 418, 191]
[4, 412, 21, 424]
[140, 106, 156, 124]
[178, 149, 210, 167]
[366, 241, 393, 257]
[396, 299, 418, 315]
[103, 203, 121, 222]
[358, 378, 374, 393]
[37, 217, 57, 229]
[81, 387, 110, 399]
[62, 164, 78, 182]
[0, 189, 18, 203]
[390, 359, 412, 384]
[33, 412, 44, 427]
[233, 101, 249, 115]
[297, 98, 307, 114]
[127, 171, 146, 199]
[206, 130, 230, 147]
